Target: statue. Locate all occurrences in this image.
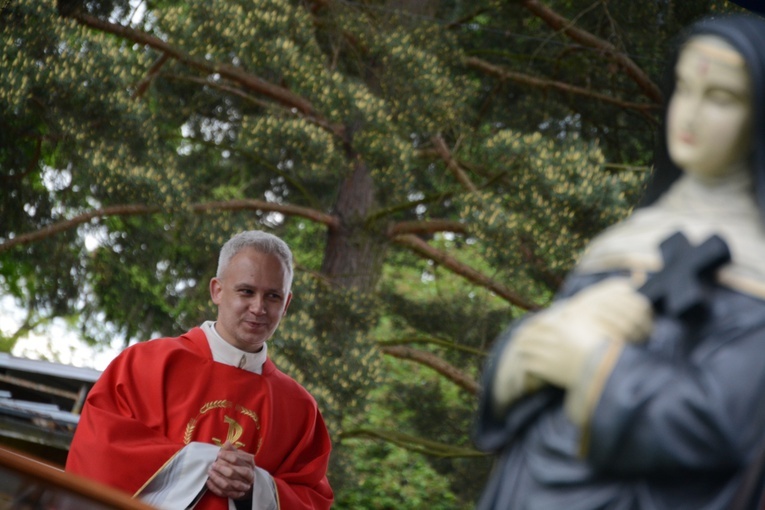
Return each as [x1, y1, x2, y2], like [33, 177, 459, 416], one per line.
[475, 13, 765, 510]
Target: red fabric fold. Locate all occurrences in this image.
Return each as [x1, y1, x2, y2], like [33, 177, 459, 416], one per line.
[66, 328, 333, 509]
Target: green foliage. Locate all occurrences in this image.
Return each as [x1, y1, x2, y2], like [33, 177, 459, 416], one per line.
[462, 130, 645, 290]
[1, 0, 743, 506]
[271, 272, 383, 430]
[332, 440, 464, 510]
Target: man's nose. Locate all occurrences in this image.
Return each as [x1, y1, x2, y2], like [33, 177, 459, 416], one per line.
[250, 295, 266, 313]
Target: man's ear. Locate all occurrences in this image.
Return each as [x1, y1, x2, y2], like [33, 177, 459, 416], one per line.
[282, 292, 293, 316]
[210, 277, 222, 305]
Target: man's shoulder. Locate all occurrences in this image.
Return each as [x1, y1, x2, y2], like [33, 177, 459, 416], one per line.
[113, 328, 208, 365]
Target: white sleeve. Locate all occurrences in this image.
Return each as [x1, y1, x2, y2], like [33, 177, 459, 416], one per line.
[135, 441, 277, 510]
[136, 442, 218, 510]
[250, 466, 277, 510]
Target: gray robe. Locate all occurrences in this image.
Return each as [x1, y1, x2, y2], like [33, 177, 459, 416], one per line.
[475, 271, 765, 509]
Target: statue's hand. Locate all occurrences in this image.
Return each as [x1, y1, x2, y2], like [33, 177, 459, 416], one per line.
[515, 277, 654, 390]
[491, 329, 546, 415]
[491, 278, 653, 413]
[557, 277, 654, 344]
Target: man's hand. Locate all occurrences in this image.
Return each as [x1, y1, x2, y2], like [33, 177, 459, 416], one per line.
[206, 442, 256, 501]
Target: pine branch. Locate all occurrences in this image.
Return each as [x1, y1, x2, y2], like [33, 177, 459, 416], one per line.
[519, 0, 663, 103]
[432, 135, 478, 193]
[380, 344, 478, 395]
[387, 220, 468, 237]
[391, 233, 539, 311]
[364, 190, 457, 224]
[340, 427, 486, 458]
[68, 11, 347, 141]
[465, 56, 660, 115]
[378, 335, 486, 356]
[131, 52, 170, 100]
[0, 313, 46, 350]
[0, 200, 340, 254]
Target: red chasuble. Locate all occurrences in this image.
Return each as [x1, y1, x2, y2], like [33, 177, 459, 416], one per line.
[66, 328, 333, 510]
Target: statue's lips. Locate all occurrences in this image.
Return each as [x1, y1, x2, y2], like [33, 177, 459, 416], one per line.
[676, 132, 696, 144]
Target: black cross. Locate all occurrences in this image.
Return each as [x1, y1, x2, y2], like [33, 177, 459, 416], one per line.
[638, 232, 731, 319]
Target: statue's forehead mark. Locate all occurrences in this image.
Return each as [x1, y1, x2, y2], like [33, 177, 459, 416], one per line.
[697, 54, 711, 76]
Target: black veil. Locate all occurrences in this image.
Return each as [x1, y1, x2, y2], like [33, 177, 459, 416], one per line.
[639, 14, 765, 221]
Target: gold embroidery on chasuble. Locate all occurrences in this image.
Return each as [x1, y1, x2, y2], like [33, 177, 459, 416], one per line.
[183, 400, 263, 454]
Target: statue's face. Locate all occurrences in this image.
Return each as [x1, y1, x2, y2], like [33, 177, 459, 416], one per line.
[667, 35, 753, 180]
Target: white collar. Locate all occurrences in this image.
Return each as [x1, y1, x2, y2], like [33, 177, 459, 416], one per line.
[575, 171, 765, 298]
[201, 321, 267, 374]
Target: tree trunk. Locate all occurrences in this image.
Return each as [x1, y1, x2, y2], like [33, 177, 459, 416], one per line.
[321, 159, 386, 293]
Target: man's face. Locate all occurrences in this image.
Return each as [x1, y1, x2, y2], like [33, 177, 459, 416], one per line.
[210, 248, 292, 353]
[667, 35, 752, 180]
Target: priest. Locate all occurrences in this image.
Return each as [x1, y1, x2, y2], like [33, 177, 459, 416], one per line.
[66, 230, 333, 510]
